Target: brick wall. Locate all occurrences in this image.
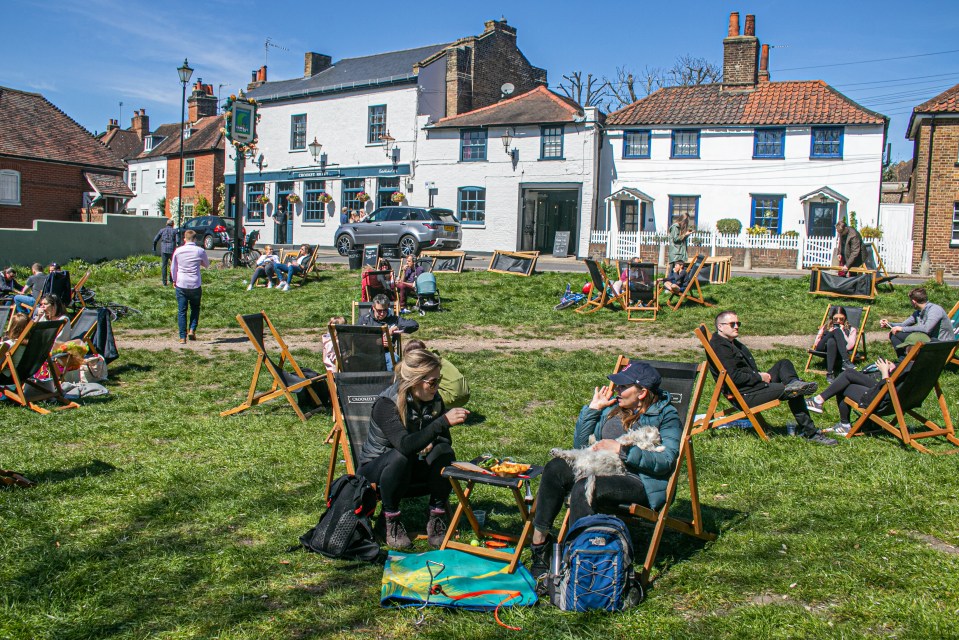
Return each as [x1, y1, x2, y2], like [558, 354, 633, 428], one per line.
[166, 150, 222, 215]
[0, 157, 113, 229]
[909, 117, 959, 275]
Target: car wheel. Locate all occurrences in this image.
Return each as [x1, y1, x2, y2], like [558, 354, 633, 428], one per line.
[336, 235, 354, 256]
[203, 234, 216, 250]
[399, 235, 419, 257]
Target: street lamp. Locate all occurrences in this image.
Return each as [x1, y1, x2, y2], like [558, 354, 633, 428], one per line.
[308, 136, 327, 169]
[176, 58, 194, 233]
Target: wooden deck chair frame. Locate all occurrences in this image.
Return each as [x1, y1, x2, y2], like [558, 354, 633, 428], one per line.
[70, 270, 91, 311]
[279, 246, 320, 286]
[808, 266, 877, 301]
[0, 319, 80, 414]
[556, 356, 716, 585]
[666, 255, 712, 311]
[69, 308, 100, 355]
[692, 324, 778, 441]
[350, 300, 401, 325]
[575, 258, 627, 314]
[328, 322, 398, 372]
[844, 341, 959, 454]
[863, 242, 896, 291]
[220, 312, 323, 422]
[360, 269, 396, 303]
[487, 250, 539, 276]
[0, 305, 11, 333]
[421, 250, 465, 273]
[804, 304, 871, 374]
[617, 260, 659, 322]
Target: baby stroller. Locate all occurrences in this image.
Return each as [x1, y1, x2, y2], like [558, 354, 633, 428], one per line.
[413, 271, 441, 315]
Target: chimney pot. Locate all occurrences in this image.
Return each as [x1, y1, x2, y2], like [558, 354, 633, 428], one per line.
[744, 14, 755, 36]
[728, 12, 740, 37]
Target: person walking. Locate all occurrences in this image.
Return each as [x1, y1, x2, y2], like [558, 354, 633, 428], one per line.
[667, 212, 694, 266]
[153, 218, 179, 286]
[171, 229, 209, 344]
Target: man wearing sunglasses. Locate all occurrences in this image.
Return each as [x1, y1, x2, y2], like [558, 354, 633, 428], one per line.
[710, 310, 836, 445]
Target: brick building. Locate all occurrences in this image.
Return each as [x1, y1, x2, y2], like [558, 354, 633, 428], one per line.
[906, 84, 959, 275]
[0, 86, 131, 229]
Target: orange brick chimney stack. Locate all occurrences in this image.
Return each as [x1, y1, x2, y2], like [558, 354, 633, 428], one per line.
[722, 11, 759, 92]
[728, 12, 740, 37]
[131, 109, 149, 139]
[759, 44, 770, 83]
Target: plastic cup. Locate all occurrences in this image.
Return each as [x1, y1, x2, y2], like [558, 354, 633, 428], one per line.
[472, 510, 486, 527]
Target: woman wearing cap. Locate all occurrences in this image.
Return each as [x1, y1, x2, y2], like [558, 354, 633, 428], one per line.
[528, 362, 682, 580]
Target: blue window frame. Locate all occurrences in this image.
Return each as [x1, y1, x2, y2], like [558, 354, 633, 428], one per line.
[246, 183, 264, 221]
[460, 129, 487, 162]
[540, 125, 564, 159]
[668, 195, 699, 227]
[751, 194, 785, 233]
[670, 130, 700, 158]
[342, 178, 364, 211]
[458, 187, 486, 225]
[623, 130, 651, 159]
[303, 180, 326, 222]
[368, 105, 386, 145]
[753, 128, 785, 158]
[810, 126, 843, 159]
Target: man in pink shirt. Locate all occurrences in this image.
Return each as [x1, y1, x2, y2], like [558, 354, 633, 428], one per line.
[171, 229, 210, 344]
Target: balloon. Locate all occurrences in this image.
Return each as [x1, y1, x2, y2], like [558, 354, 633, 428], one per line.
[582, 282, 592, 295]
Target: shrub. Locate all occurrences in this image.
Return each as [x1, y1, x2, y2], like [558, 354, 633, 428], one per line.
[716, 218, 742, 234]
[746, 225, 771, 236]
[156, 196, 167, 215]
[782, 230, 800, 238]
[194, 195, 213, 217]
[860, 225, 883, 239]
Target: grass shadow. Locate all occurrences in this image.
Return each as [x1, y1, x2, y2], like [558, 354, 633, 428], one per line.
[31, 459, 118, 484]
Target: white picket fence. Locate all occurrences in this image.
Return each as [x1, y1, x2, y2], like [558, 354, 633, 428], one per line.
[588, 230, 911, 274]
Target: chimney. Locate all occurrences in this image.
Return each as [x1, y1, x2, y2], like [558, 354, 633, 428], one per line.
[758, 44, 770, 83]
[106, 119, 119, 132]
[131, 109, 150, 140]
[483, 18, 516, 37]
[722, 11, 759, 91]
[188, 78, 218, 121]
[247, 65, 268, 90]
[304, 52, 332, 77]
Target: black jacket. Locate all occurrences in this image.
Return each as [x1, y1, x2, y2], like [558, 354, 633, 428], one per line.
[359, 309, 419, 335]
[709, 333, 765, 394]
[360, 383, 449, 466]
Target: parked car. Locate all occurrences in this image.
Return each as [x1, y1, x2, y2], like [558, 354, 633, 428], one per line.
[334, 206, 461, 257]
[178, 216, 243, 250]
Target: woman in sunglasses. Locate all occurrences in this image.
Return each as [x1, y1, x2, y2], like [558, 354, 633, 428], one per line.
[357, 349, 469, 550]
[527, 362, 681, 581]
[812, 306, 858, 381]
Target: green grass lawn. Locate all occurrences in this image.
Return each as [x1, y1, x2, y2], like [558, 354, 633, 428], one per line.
[2, 258, 959, 639]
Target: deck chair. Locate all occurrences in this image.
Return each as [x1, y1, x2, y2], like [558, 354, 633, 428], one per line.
[862, 243, 896, 291]
[0, 305, 11, 333]
[844, 340, 959, 454]
[68, 308, 99, 355]
[665, 255, 712, 311]
[575, 259, 627, 314]
[692, 324, 778, 441]
[361, 269, 395, 303]
[556, 357, 715, 585]
[327, 323, 398, 372]
[351, 299, 401, 324]
[804, 304, 871, 374]
[808, 266, 877, 301]
[622, 261, 659, 322]
[41, 270, 72, 306]
[949, 302, 959, 367]
[69, 270, 91, 311]
[220, 312, 324, 422]
[0, 319, 80, 414]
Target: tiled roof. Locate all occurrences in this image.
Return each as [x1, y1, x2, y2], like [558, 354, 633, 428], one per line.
[906, 83, 959, 139]
[85, 172, 135, 197]
[606, 81, 887, 127]
[98, 128, 143, 162]
[429, 86, 583, 128]
[246, 43, 453, 102]
[150, 116, 224, 158]
[0, 86, 125, 170]
[132, 123, 183, 160]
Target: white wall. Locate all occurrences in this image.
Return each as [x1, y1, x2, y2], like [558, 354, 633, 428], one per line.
[606, 124, 885, 233]
[416, 55, 447, 124]
[126, 156, 167, 216]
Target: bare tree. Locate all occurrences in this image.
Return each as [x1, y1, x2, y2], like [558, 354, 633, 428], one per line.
[557, 71, 610, 108]
[603, 56, 720, 112]
[666, 54, 722, 86]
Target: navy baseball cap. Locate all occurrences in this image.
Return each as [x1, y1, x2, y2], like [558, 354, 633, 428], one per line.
[608, 362, 662, 390]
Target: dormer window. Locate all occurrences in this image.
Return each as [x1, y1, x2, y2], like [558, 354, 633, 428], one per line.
[183, 126, 192, 140]
[144, 136, 154, 152]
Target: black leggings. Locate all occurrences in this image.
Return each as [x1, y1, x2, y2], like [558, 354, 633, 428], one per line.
[358, 442, 454, 513]
[819, 369, 879, 422]
[532, 457, 649, 534]
[815, 328, 852, 374]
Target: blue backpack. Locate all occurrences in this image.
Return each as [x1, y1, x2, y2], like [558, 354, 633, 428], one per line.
[548, 514, 644, 611]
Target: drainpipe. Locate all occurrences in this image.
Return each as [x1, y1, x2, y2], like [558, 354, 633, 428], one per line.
[919, 115, 935, 276]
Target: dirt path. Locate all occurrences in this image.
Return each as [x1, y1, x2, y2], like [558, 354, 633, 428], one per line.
[115, 327, 890, 356]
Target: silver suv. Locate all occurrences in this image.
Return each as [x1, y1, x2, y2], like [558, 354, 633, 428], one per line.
[335, 206, 462, 257]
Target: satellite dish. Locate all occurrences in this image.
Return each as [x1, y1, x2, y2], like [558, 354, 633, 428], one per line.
[500, 83, 515, 97]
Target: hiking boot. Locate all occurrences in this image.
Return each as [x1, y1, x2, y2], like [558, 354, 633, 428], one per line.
[805, 397, 824, 414]
[385, 512, 412, 549]
[529, 536, 553, 581]
[426, 507, 449, 549]
[784, 380, 818, 398]
[804, 432, 838, 446]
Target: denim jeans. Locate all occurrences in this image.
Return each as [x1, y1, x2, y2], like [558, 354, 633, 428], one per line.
[175, 286, 202, 339]
[160, 253, 173, 286]
[13, 294, 35, 314]
[274, 263, 303, 285]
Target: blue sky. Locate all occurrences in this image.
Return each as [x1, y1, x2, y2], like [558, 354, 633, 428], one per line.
[3, 0, 957, 161]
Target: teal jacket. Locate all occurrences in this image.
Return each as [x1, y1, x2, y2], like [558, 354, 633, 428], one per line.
[572, 390, 681, 510]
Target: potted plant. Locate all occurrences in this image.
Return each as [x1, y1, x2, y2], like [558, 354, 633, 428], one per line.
[391, 191, 406, 203]
[257, 195, 270, 205]
[287, 194, 301, 205]
[318, 192, 333, 204]
[356, 192, 370, 203]
[860, 225, 882, 240]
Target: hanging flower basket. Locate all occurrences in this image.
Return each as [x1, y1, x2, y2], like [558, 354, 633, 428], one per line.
[257, 195, 270, 205]
[318, 192, 333, 204]
[287, 194, 301, 204]
[390, 191, 406, 203]
[356, 192, 371, 203]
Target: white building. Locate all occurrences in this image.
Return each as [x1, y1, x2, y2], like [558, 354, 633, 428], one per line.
[125, 128, 174, 216]
[602, 12, 888, 239]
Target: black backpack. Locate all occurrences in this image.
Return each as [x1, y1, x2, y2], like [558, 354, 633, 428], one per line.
[300, 474, 380, 562]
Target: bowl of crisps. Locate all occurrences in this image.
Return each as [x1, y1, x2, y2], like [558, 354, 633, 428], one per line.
[489, 460, 531, 477]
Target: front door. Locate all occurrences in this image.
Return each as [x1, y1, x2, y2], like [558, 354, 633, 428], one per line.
[620, 201, 638, 232]
[807, 203, 837, 237]
[276, 181, 294, 244]
[521, 189, 579, 254]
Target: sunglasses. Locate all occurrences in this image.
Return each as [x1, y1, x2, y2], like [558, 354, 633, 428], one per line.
[722, 321, 741, 328]
[423, 376, 442, 389]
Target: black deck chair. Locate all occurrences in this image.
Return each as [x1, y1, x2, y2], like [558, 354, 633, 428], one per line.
[621, 261, 659, 322]
[862, 243, 896, 291]
[844, 340, 959, 453]
[949, 302, 959, 367]
[41, 270, 72, 307]
[808, 266, 877, 301]
[576, 258, 626, 314]
[0, 319, 79, 414]
[557, 356, 715, 585]
[666, 255, 712, 311]
[361, 269, 395, 302]
[219, 312, 324, 422]
[69, 308, 99, 355]
[804, 304, 871, 374]
[0, 305, 11, 333]
[328, 323, 398, 373]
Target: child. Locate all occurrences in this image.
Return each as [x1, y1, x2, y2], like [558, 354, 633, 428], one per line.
[322, 316, 346, 373]
[662, 261, 687, 296]
[3, 313, 30, 348]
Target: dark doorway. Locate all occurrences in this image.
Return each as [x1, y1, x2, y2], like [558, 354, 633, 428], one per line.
[807, 203, 838, 237]
[276, 181, 294, 244]
[520, 189, 579, 254]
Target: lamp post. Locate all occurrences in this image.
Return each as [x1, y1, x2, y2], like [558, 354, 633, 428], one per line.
[176, 58, 194, 234]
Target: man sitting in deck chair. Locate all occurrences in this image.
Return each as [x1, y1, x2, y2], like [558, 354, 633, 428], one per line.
[709, 310, 835, 446]
[879, 287, 956, 354]
[359, 294, 418, 370]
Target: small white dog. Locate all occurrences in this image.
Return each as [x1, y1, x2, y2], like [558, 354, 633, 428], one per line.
[550, 426, 665, 506]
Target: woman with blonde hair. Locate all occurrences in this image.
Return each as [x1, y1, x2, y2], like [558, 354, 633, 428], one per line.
[357, 349, 469, 549]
